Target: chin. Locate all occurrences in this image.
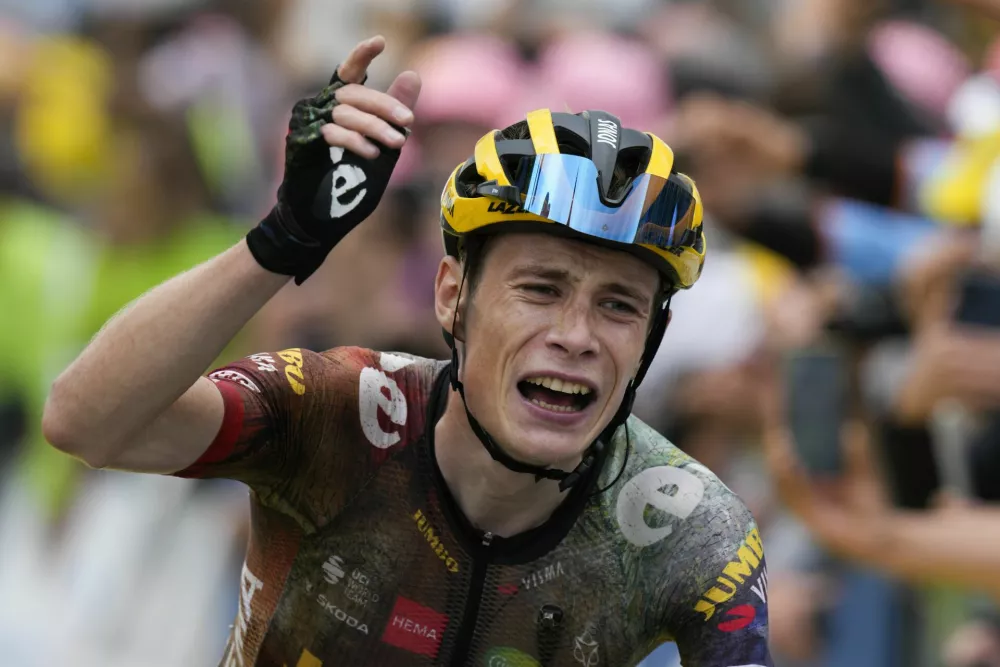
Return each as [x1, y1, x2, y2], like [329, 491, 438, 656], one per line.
[497, 392, 612, 468]
[500, 427, 594, 468]
[467, 380, 619, 468]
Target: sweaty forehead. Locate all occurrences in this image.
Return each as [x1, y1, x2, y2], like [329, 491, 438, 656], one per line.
[486, 233, 659, 290]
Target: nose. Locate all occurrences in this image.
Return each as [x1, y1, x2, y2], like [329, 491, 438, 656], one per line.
[544, 300, 600, 358]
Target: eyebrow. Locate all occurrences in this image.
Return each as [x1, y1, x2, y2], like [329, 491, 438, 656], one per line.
[508, 264, 652, 305]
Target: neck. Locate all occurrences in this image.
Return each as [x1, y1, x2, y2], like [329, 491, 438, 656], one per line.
[433, 387, 582, 538]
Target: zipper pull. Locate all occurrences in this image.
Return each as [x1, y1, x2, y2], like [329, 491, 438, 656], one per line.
[482, 531, 494, 547]
[536, 605, 565, 667]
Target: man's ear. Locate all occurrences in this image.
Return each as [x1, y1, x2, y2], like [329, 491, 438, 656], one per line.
[435, 256, 465, 339]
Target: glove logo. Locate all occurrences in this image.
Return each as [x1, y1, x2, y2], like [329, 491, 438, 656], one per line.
[328, 146, 368, 217]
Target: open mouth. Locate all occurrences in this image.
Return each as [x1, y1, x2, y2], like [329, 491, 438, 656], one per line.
[517, 376, 597, 413]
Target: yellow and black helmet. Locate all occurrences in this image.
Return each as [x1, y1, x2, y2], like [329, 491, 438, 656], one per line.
[440, 108, 706, 291]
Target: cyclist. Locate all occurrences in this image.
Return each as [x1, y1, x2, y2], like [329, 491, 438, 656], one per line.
[43, 36, 773, 667]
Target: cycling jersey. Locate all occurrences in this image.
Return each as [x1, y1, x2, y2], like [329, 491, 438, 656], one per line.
[176, 347, 773, 667]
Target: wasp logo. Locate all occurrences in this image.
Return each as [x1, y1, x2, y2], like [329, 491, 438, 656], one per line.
[573, 628, 599, 666]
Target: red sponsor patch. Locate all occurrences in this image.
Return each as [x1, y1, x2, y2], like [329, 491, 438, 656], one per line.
[381, 597, 449, 657]
[497, 583, 519, 596]
[718, 604, 756, 632]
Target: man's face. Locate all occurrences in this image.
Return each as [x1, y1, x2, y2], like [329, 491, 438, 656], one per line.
[436, 232, 661, 468]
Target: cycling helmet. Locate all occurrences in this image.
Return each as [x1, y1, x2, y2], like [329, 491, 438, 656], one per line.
[441, 108, 705, 290]
[438, 108, 706, 490]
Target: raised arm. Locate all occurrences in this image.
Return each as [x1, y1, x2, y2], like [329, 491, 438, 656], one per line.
[42, 36, 420, 473]
[42, 242, 288, 471]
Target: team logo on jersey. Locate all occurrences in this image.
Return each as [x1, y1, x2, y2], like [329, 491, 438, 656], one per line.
[278, 348, 306, 395]
[573, 627, 599, 666]
[248, 353, 278, 372]
[717, 604, 756, 632]
[225, 563, 263, 667]
[316, 594, 369, 634]
[493, 561, 565, 597]
[693, 527, 766, 621]
[521, 561, 566, 590]
[497, 583, 519, 596]
[751, 566, 768, 605]
[359, 352, 415, 449]
[345, 567, 381, 606]
[381, 596, 449, 658]
[615, 465, 705, 547]
[320, 554, 382, 606]
[209, 370, 260, 393]
[412, 509, 460, 573]
[322, 555, 346, 584]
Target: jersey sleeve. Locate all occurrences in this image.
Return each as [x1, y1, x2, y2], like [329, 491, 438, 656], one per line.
[662, 468, 774, 667]
[173, 347, 357, 488]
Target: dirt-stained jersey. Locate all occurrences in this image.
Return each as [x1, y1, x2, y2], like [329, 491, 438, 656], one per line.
[175, 347, 772, 667]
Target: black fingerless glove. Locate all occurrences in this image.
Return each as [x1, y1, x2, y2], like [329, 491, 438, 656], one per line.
[247, 70, 408, 284]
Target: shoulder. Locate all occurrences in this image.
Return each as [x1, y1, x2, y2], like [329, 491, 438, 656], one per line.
[217, 347, 379, 400]
[208, 346, 446, 485]
[217, 346, 445, 420]
[600, 416, 766, 622]
[602, 415, 761, 566]
[295, 347, 447, 452]
[593, 417, 770, 649]
[351, 349, 449, 449]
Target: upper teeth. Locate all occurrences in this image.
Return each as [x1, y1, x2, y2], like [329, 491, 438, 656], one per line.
[525, 377, 592, 395]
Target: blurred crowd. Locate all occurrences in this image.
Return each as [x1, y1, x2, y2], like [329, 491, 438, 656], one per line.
[6, 0, 1000, 665]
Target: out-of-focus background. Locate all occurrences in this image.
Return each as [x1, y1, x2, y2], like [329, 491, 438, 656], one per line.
[7, 0, 1000, 665]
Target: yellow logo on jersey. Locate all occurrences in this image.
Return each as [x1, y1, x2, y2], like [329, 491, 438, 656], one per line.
[413, 509, 459, 573]
[693, 526, 764, 621]
[278, 348, 306, 396]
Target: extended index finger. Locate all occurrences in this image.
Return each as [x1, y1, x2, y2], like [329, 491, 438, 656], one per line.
[336, 35, 386, 85]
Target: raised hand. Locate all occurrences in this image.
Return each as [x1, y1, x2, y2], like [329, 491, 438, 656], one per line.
[247, 36, 422, 285]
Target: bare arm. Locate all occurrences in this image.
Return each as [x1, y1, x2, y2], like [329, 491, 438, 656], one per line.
[43, 36, 421, 475]
[876, 508, 1000, 599]
[766, 410, 1000, 601]
[43, 240, 289, 471]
